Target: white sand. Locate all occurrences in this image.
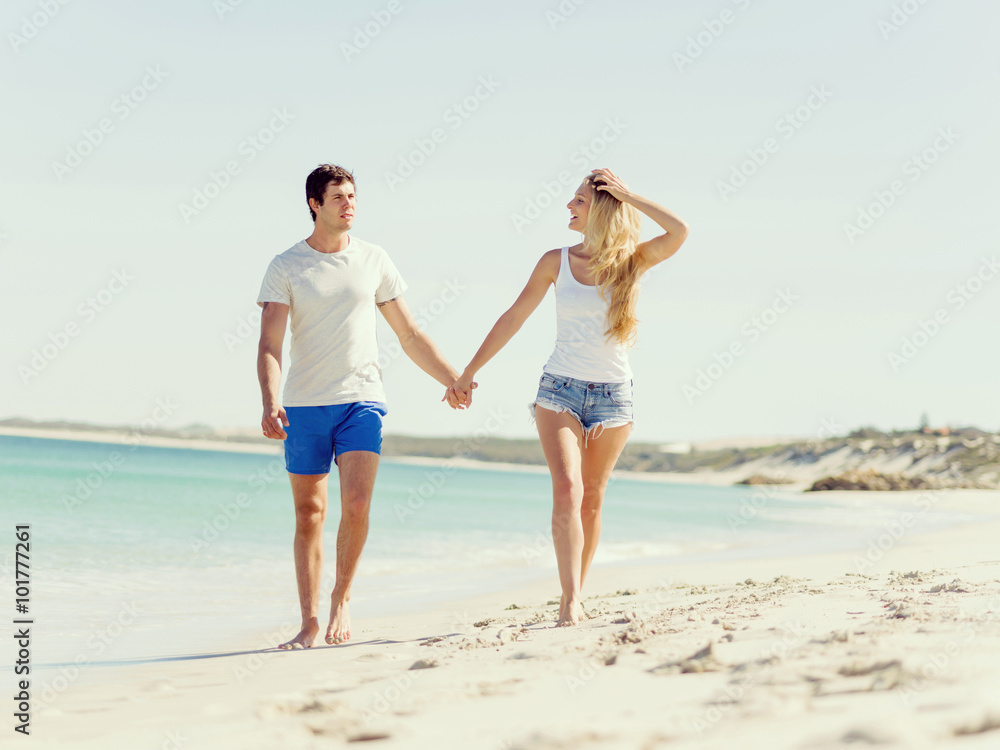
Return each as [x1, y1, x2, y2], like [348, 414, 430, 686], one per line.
[19, 489, 1000, 749]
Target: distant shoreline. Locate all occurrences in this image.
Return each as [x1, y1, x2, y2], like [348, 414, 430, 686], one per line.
[0, 425, 761, 488]
[4, 422, 996, 491]
[0, 426, 282, 455]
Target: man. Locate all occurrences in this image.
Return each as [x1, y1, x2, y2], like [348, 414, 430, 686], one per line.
[257, 164, 470, 649]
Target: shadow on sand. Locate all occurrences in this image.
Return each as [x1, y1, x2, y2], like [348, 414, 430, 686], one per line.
[27, 632, 472, 671]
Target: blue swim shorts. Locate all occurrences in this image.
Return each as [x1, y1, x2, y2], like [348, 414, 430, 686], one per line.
[283, 402, 388, 475]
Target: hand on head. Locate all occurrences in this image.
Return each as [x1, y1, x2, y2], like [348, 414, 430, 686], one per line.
[590, 168, 630, 202]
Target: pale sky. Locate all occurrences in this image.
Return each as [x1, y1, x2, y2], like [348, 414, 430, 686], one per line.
[2, 0, 998, 443]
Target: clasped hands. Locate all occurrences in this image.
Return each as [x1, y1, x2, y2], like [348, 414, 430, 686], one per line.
[442, 372, 477, 410]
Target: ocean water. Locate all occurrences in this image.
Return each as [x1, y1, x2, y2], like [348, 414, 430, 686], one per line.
[0, 434, 987, 673]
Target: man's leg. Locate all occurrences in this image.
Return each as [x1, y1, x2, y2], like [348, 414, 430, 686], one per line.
[279, 472, 329, 649]
[325, 450, 380, 644]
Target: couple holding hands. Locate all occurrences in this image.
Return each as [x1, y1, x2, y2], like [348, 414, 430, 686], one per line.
[257, 164, 688, 649]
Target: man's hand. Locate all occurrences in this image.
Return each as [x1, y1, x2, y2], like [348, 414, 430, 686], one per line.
[443, 372, 478, 410]
[262, 405, 289, 439]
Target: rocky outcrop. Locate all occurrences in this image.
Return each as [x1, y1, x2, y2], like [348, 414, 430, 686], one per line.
[806, 469, 992, 492]
[736, 474, 795, 485]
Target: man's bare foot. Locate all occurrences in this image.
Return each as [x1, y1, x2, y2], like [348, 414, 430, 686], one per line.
[278, 620, 319, 650]
[556, 596, 581, 627]
[325, 597, 351, 645]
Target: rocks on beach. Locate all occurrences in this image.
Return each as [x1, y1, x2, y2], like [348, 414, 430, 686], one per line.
[736, 473, 795, 485]
[806, 468, 992, 492]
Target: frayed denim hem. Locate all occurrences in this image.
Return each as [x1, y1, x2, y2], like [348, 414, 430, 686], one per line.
[528, 399, 577, 426]
[529, 401, 633, 448]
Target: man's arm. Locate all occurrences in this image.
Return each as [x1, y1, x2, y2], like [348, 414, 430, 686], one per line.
[378, 296, 462, 391]
[258, 301, 290, 439]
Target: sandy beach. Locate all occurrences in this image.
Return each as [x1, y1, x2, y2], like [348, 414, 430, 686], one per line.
[7, 0, 999, 747]
[17, 488, 1000, 749]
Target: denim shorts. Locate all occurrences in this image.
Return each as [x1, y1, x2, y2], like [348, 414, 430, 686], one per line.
[283, 402, 388, 475]
[529, 372, 634, 440]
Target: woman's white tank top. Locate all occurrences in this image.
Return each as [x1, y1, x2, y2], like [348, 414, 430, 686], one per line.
[542, 246, 632, 383]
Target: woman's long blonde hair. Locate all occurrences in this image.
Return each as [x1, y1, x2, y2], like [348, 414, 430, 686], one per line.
[582, 174, 643, 347]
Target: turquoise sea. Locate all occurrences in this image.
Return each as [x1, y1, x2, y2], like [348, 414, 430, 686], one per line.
[0, 434, 989, 674]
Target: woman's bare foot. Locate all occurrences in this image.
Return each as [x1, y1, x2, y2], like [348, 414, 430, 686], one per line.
[556, 596, 581, 627]
[325, 598, 351, 645]
[558, 594, 585, 618]
[278, 620, 319, 649]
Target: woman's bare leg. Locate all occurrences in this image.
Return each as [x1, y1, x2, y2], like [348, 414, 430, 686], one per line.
[580, 423, 632, 586]
[535, 407, 585, 626]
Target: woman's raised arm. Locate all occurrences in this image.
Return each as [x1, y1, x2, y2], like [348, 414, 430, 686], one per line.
[591, 168, 690, 272]
[446, 249, 560, 404]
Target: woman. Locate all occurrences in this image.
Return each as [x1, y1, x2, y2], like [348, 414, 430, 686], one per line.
[446, 168, 689, 625]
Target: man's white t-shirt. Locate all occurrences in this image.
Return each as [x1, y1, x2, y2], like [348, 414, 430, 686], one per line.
[256, 236, 408, 407]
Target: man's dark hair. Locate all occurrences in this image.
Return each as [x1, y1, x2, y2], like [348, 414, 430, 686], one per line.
[305, 164, 355, 221]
